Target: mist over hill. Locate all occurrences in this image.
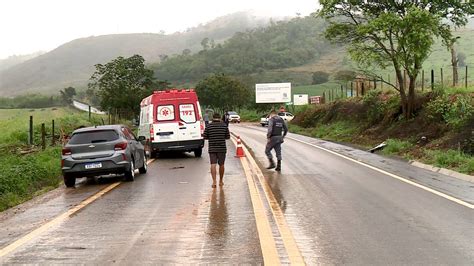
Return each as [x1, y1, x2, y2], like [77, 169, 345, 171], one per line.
[0, 11, 271, 96]
[0, 52, 44, 72]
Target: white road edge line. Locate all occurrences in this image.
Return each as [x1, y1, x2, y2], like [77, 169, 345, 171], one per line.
[286, 136, 474, 209]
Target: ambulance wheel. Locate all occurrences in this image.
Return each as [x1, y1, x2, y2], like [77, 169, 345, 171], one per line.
[194, 148, 202, 158]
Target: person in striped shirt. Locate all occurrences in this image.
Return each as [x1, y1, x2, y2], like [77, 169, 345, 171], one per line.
[203, 113, 230, 188]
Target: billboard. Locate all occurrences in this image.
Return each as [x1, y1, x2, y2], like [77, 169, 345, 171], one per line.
[255, 83, 291, 103]
[310, 96, 322, 104]
[294, 94, 309, 105]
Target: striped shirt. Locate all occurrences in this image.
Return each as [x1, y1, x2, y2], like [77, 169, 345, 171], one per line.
[203, 121, 230, 153]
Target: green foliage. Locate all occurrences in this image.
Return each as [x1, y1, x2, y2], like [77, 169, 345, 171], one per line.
[318, 0, 474, 118]
[59, 87, 76, 105]
[88, 55, 166, 118]
[311, 71, 330, 85]
[383, 139, 414, 155]
[424, 149, 474, 175]
[426, 93, 474, 129]
[333, 70, 357, 82]
[238, 109, 261, 122]
[152, 16, 331, 82]
[195, 73, 251, 112]
[0, 94, 61, 109]
[309, 120, 359, 142]
[0, 107, 110, 211]
[0, 147, 61, 211]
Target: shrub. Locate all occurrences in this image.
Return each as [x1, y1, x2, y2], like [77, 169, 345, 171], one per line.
[383, 139, 414, 155]
[312, 71, 330, 85]
[426, 94, 474, 129]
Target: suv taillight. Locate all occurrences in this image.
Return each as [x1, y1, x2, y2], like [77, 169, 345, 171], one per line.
[62, 148, 72, 156]
[114, 142, 128, 151]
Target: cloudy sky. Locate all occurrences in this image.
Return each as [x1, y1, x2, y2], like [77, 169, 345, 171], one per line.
[0, 0, 319, 59]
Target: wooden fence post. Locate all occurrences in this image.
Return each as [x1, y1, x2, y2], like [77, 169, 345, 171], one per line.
[440, 68, 444, 86]
[421, 70, 424, 92]
[466, 65, 469, 88]
[41, 123, 46, 150]
[29, 116, 33, 146]
[431, 69, 435, 90]
[51, 120, 55, 146]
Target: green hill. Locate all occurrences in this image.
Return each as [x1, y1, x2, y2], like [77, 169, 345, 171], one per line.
[0, 11, 270, 96]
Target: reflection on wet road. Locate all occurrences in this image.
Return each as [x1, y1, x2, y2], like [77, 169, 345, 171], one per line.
[0, 144, 262, 264]
[232, 124, 474, 265]
[0, 124, 473, 264]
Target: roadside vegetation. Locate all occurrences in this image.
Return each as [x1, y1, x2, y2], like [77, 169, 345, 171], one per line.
[0, 108, 107, 211]
[290, 86, 474, 175]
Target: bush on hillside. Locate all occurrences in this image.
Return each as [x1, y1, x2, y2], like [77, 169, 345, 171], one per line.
[312, 71, 330, 85]
[426, 93, 474, 129]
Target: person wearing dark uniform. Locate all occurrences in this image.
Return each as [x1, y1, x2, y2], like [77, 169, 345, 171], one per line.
[203, 113, 230, 188]
[265, 110, 288, 171]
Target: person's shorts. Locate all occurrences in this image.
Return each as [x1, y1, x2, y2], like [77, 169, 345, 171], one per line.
[209, 152, 226, 166]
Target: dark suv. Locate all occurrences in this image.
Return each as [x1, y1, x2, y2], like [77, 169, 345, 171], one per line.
[61, 125, 147, 187]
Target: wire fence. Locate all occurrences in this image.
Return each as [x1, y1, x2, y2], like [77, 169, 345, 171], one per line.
[321, 65, 474, 103]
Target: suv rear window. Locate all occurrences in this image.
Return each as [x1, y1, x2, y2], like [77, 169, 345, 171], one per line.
[69, 130, 119, 144]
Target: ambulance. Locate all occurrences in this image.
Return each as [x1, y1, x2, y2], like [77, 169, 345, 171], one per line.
[138, 89, 204, 157]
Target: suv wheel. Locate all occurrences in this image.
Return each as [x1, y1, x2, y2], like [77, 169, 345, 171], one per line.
[64, 175, 76, 188]
[124, 160, 135, 181]
[139, 153, 147, 174]
[194, 148, 203, 158]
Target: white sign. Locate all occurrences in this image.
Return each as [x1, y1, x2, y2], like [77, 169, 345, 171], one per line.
[255, 83, 291, 103]
[294, 94, 309, 106]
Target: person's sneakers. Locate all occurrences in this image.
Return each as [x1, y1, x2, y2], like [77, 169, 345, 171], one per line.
[275, 160, 281, 172]
[266, 158, 276, 169]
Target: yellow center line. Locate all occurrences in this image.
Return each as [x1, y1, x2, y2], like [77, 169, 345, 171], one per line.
[0, 158, 156, 258]
[238, 138, 306, 265]
[231, 138, 280, 265]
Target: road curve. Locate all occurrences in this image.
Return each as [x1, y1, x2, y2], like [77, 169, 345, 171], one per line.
[231, 124, 474, 265]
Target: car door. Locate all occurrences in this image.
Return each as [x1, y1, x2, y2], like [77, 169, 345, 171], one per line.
[178, 103, 201, 141]
[121, 127, 138, 166]
[128, 127, 145, 166]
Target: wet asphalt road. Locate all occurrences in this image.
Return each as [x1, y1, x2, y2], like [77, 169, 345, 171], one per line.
[0, 124, 473, 265]
[0, 143, 263, 264]
[232, 124, 474, 265]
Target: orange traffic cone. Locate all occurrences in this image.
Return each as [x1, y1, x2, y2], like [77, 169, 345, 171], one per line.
[235, 136, 246, 158]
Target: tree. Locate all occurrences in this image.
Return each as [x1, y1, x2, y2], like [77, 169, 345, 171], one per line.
[195, 73, 250, 112]
[60, 87, 76, 105]
[88, 55, 155, 118]
[318, 1, 474, 119]
[333, 70, 357, 82]
[312, 71, 330, 84]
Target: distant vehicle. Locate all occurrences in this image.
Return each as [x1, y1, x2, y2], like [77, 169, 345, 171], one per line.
[61, 125, 147, 187]
[228, 111, 241, 123]
[260, 114, 270, 127]
[138, 89, 204, 158]
[260, 112, 294, 126]
[278, 112, 294, 122]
